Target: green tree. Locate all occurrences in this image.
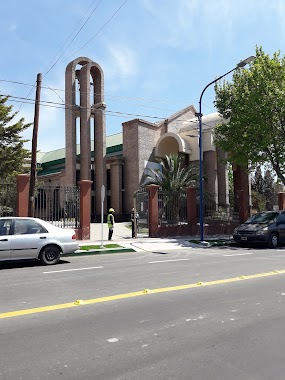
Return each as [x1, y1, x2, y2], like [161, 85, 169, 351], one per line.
[0, 95, 31, 180]
[143, 154, 199, 224]
[250, 165, 277, 211]
[263, 169, 275, 210]
[143, 153, 199, 190]
[214, 46, 285, 185]
[251, 165, 264, 194]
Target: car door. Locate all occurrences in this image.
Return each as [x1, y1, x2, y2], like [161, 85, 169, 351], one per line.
[10, 219, 48, 260]
[0, 219, 12, 260]
[276, 212, 285, 243]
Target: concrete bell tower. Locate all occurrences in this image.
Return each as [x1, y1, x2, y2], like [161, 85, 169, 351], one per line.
[65, 57, 106, 216]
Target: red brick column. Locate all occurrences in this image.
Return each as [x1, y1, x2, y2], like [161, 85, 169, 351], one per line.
[233, 164, 250, 212]
[79, 180, 92, 240]
[146, 184, 159, 237]
[187, 187, 197, 229]
[16, 174, 30, 217]
[278, 192, 285, 210]
[237, 190, 248, 223]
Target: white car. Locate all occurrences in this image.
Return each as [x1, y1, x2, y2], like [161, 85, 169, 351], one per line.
[0, 217, 78, 265]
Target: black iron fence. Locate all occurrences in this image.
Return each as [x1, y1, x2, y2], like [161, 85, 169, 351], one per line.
[34, 184, 80, 229]
[158, 190, 187, 226]
[202, 192, 239, 222]
[135, 189, 149, 234]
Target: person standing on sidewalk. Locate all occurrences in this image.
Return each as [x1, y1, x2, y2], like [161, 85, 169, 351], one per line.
[107, 208, 115, 240]
[131, 208, 139, 238]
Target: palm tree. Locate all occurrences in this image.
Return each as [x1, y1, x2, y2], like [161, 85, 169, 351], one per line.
[143, 153, 199, 191]
[143, 154, 199, 224]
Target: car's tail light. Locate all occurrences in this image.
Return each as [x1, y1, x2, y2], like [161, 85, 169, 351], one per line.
[72, 233, 76, 240]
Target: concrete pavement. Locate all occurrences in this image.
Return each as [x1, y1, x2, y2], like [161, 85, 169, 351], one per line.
[73, 222, 233, 254]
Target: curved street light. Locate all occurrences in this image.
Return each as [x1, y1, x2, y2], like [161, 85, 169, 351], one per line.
[197, 56, 255, 242]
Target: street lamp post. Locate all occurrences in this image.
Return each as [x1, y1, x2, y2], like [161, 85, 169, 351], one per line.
[197, 56, 255, 242]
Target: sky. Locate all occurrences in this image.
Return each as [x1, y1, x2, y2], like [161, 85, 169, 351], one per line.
[1, 0, 285, 152]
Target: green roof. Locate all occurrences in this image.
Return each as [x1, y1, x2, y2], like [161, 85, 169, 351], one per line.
[37, 133, 123, 164]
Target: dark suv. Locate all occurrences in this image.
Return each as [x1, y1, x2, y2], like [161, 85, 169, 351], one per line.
[233, 211, 285, 248]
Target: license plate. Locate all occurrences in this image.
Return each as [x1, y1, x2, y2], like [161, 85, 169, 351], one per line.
[241, 236, 247, 241]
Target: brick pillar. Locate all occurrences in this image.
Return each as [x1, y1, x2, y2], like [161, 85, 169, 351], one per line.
[146, 184, 159, 237]
[233, 164, 250, 212]
[17, 174, 30, 217]
[80, 64, 92, 181]
[278, 192, 285, 210]
[216, 147, 229, 207]
[79, 180, 92, 240]
[203, 150, 218, 194]
[187, 187, 197, 228]
[109, 157, 124, 213]
[237, 190, 248, 223]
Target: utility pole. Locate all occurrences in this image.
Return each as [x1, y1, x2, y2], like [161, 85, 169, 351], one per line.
[28, 73, 42, 217]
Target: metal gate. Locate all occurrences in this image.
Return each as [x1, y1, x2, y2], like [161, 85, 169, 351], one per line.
[34, 184, 80, 229]
[135, 189, 149, 236]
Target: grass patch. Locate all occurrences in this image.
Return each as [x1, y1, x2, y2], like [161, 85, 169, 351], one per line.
[188, 239, 236, 247]
[79, 244, 122, 251]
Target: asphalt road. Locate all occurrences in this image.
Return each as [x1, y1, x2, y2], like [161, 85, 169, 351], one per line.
[1, 245, 285, 379]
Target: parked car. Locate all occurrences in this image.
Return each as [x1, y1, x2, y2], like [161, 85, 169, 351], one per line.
[0, 217, 78, 265]
[233, 210, 285, 248]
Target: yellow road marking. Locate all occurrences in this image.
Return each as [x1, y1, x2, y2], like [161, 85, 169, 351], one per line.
[1, 269, 285, 319]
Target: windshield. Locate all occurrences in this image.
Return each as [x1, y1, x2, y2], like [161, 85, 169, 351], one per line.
[245, 211, 279, 224]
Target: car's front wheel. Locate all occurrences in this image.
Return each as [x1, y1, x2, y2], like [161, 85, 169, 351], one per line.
[268, 233, 279, 248]
[39, 245, 61, 265]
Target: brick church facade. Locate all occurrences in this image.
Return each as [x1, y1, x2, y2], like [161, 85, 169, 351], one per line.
[36, 57, 250, 221]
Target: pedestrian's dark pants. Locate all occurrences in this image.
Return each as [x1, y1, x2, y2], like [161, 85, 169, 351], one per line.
[132, 221, 135, 238]
[108, 228, 113, 240]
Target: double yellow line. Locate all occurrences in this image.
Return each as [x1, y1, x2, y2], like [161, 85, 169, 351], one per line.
[1, 269, 285, 319]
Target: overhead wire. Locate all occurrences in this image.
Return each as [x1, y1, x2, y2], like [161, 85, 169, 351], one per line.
[4, 93, 217, 129]
[43, 0, 101, 75]
[44, 0, 103, 76]
[0, 78, 202, 106]
[15, 0, 105, 112]
[60, 0, 129, 64]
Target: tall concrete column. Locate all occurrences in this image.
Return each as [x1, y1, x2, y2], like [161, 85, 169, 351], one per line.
[233, 164, 250, 213]
[109, 157, 124, 213]
[203, 151, 218, 195]
[79, 64, 91, 181]
[216, 147, 229, 207]
[65, 58, 106, 218]
[93, 105, 106, 215]
[65, 57, 90, 185]
[79, 180, 93, 240]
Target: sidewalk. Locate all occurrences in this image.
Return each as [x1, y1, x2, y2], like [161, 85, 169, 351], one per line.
[69, 222, 233, 256]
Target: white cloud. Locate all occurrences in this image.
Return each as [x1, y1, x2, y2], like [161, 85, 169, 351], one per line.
[106, 43, 138, 78]
[98, 42, 139, 92]
[139, 0, 258, 51]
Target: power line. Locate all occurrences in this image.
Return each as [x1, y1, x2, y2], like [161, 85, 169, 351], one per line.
[44, 0, 103, 76]
[16, 0, 104, 112]
[15, 83, 36, 113]
[44, 0, 101, 75]
[5, 94, 217, 129]
[0, 78, 195, 105]
[60, 0, 129, 64]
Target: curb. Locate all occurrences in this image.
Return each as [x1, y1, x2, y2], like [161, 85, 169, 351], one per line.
[64, 247, 136, 257]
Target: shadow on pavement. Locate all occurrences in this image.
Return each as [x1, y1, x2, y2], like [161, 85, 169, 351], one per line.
[0, 259, 70, 270]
